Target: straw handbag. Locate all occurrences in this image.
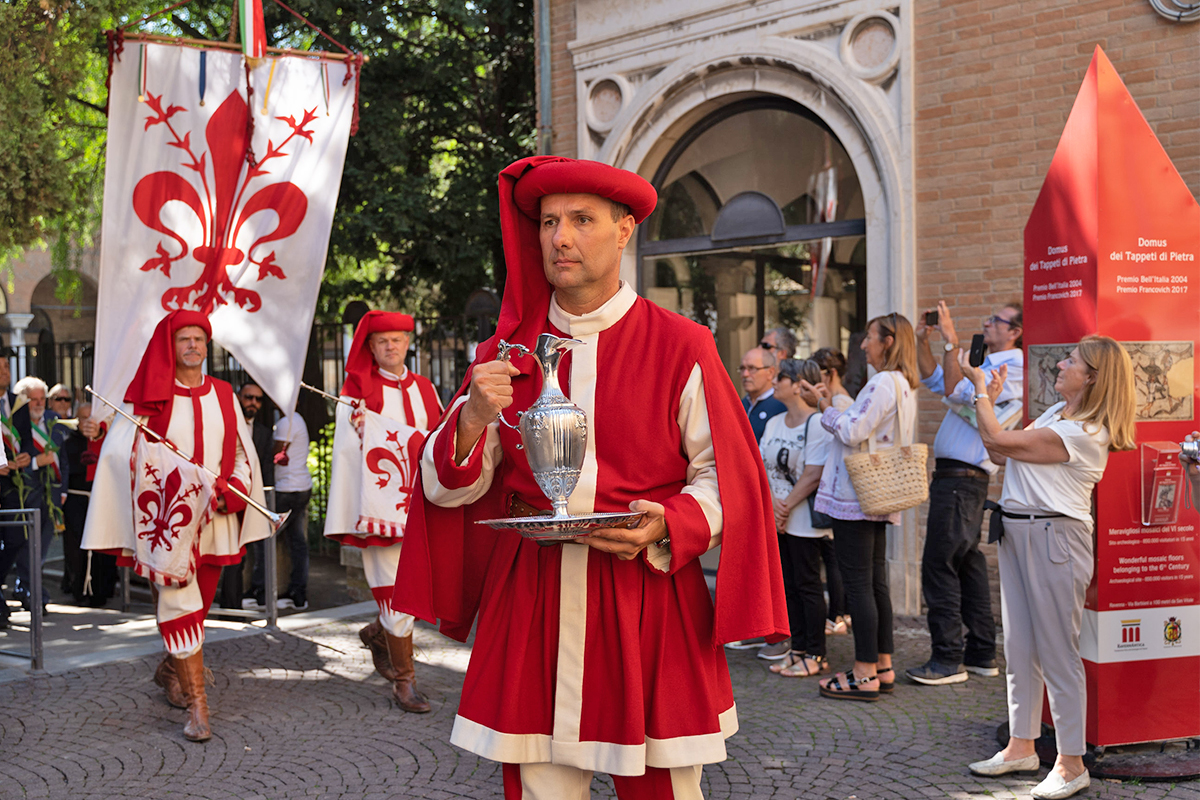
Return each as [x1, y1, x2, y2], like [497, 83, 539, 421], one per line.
[843, 372, 928, 515]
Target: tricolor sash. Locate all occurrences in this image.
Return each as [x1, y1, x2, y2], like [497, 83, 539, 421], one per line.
[30, 420, 61, 482]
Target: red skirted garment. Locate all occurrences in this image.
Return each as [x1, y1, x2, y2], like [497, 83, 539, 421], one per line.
[392, 157, 787, 776]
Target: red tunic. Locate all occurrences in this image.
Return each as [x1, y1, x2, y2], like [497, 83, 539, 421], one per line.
[398, 285, 787, 775]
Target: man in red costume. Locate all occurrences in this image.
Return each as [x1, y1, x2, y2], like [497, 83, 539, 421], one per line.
[324, 311, 443, 712]
[393, 157, 788, 799]
[81, 310, 269, 743]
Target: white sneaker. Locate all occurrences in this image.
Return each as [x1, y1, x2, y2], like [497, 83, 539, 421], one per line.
[724, 638, 766, 650]
[241, 597, 265, 611]
[967, 752, 1040, 777]
[1030, 770, 1090, 799]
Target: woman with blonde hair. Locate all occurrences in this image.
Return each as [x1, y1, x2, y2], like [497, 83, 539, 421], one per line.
[961, 335, 1135, 800]
[802, 313, 920, 701]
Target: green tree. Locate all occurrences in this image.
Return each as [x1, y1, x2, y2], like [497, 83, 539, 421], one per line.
[291, 0, 536, 319]
[0, 1, 113, 263]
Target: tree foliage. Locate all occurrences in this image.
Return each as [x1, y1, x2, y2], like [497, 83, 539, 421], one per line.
[294, 0, 537, 319]
[0, 1, 113, 263]
[1, 0, 536, 318]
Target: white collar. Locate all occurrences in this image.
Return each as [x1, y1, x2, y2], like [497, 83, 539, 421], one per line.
[378, 366, 406, 381]
[748, 387, 776, 404]
[548, 282, 638, 337]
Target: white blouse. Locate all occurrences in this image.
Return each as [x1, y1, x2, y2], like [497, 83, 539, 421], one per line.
[1000, 401, 1111, 524]
[813, 371, 916, 525]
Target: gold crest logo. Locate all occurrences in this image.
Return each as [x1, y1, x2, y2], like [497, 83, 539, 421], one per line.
[1164, 617, 1182, 646]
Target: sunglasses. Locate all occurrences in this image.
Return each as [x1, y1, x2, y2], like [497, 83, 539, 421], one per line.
[760, 341, 774, 350]
[51, 397, 71, 403]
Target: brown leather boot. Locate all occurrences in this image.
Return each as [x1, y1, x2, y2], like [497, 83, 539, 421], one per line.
[173, 650, 212, 742]
[359, 618, 398, 681]
[154, 654, 187, 709]
[384, 632, 430, 713]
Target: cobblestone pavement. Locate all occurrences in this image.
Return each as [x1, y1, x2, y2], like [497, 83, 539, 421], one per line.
[1, 613, 1195, 800]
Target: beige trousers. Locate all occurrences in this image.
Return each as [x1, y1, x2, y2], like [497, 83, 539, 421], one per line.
[503, 762, 703, 800]
[361, 542, 415, 637]
[999, 514, 1094, 756]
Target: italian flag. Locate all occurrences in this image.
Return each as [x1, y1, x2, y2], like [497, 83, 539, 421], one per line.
[239, 0, 267, 59]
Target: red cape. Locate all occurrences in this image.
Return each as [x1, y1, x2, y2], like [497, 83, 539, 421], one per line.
[391, 156, 787, 647]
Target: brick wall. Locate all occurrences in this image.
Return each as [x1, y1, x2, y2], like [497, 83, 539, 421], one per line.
[913, 0, 1199, 444]
[544, 0, 577, 157]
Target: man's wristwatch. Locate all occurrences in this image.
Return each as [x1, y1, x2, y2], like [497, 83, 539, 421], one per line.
[944, 341, 959, 353]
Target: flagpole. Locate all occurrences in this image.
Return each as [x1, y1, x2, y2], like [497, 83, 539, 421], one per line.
[85, 385, 289, 532]
[300, 381, 357, 408]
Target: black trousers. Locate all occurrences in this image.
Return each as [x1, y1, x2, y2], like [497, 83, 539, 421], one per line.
[922, 470, 996, 665]
[832, 518, 894, 663]
[251, 489, 312, 595]
[778, 534, 827, 657]
[819, 537, 846, 620]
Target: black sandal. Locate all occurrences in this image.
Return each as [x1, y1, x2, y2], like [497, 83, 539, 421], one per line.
[877, 666, 894, 694]
[819, 669, 880, 702]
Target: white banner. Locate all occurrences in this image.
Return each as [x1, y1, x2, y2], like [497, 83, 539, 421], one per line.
[95, 42, 356, 413]
[131, 433, 214, 587]
[356, 409, 426, 537]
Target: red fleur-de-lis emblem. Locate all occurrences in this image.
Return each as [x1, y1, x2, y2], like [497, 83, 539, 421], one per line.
[136, 463, 204, 553]
[131, 90, 316, 314]
[366, 429, 426, 513]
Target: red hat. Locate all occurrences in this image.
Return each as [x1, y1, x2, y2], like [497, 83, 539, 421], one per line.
[512, 158, 657, 223]
[125, 310, 212, 416]
[340, 310, 415, 410]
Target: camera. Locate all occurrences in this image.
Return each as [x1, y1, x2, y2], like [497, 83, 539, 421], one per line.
[1181, 440, 1200, 462]
[925, 310, 939, 327]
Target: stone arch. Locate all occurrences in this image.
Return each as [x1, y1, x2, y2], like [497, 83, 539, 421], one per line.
[30, 272, 99, 344]
[601, 39, 914, 326]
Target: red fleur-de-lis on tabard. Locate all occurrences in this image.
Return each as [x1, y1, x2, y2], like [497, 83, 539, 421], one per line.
[131, 90, 317, 314]
[366, 429, 427, 513]
[136, 463, 204, 553]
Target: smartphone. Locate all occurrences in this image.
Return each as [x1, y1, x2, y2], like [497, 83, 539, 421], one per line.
[969, 333, 987, 367]
[924, 310, 939, 327]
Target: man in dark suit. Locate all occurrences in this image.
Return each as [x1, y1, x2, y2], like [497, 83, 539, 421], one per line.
[234, 380, 275, 610]
[9, 376, 69, 611]
[739, 346, 786, 442]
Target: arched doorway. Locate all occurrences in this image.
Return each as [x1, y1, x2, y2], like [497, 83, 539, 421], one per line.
[637, 98, 867, 379]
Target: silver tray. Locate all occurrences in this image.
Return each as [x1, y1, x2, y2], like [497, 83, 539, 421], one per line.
[475, 511, 646, 542]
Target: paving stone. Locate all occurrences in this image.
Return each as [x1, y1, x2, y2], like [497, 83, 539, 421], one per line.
[0, 612, 1192, 798]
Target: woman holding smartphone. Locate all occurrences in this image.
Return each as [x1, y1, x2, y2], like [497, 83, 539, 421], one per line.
[803, 314, 920, 702]
[960, 335, 1135, 800]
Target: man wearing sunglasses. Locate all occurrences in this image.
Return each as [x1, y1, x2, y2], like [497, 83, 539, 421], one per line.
[760, 327, 797, 360]
[911, 301, 1024, 686]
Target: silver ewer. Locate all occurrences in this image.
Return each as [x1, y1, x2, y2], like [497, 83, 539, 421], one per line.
[479, 333, 646, 539]
[496, 334, 587, 519]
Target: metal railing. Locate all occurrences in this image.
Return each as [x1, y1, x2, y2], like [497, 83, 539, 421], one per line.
[0, 508, 44, 672]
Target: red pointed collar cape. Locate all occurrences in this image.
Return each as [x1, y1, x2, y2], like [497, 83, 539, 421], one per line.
[340, 310, 417, 413]
[392, 156, 788, 647]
